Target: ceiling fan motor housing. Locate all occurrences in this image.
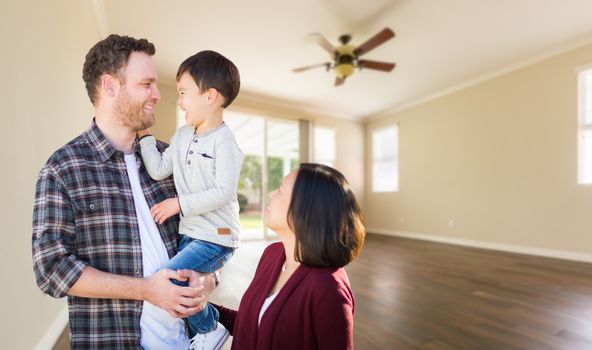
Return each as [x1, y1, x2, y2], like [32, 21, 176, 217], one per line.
[335, 44, 355, 78]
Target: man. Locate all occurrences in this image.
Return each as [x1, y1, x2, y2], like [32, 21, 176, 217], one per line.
[32, 34, 216, 349]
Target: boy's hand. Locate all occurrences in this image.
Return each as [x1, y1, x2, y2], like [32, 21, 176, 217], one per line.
[137, 128, 152, 138]
[151, 198, 181, 224]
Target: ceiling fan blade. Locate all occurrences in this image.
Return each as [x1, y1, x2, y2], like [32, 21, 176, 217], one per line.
[292, 62, 331, 73]
[354, 28, 395, 57]
[334, 76, 346, 86]
[359, 60, 396, 72]
[309, 33, 337, 55]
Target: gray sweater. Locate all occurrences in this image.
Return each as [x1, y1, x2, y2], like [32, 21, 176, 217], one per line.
[139, 124, 243, 248]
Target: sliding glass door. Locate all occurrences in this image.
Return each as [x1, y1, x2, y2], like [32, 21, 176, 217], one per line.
[265, 119, 300, 239]
[226, 111, 299, 240]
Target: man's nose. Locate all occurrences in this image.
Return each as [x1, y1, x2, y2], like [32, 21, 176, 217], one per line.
[152, 85, 161, 100]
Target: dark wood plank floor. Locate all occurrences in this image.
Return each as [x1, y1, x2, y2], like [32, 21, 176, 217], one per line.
[53, 234, 592, 349]
[348, 234, 592, 349]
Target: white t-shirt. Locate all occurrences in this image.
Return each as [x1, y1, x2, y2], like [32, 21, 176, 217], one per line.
[124, 153, 189, 350]
[258, 292, 278, 326]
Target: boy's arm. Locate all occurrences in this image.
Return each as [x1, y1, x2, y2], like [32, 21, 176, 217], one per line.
[138, 133, 174, 180]
[178, 138, 243, 216]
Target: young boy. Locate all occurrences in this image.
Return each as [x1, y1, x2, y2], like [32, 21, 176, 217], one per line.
[137, 50, 242, 350]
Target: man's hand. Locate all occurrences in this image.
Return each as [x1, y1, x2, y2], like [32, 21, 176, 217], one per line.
[151, 198, 181, 224]
[181, 269, 218, 313]
[142, 269, 204, 318]
[137, 128, 152, 138]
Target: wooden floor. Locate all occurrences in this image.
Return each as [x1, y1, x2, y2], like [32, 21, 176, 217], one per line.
[348, 234, 592, 349]
[54, 234, 592, 350]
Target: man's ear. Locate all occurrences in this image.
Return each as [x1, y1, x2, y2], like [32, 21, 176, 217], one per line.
[100, 74, 120, 98]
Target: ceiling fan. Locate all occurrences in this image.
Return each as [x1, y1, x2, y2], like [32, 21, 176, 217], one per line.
[293, 27, 396, 86]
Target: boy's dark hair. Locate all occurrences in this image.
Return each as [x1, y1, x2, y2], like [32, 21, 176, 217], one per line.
[288, 163, 366, 268]
[176, 50, 240, 108]
[82, 34, 155, 105]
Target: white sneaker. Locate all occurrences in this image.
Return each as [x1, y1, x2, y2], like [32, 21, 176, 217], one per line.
[188, 322, 229, 350]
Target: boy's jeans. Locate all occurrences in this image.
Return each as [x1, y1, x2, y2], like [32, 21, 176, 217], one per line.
[162, 235, 234, 335]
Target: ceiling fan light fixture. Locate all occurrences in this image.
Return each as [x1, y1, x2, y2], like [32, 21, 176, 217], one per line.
[335, 63, 354, 78]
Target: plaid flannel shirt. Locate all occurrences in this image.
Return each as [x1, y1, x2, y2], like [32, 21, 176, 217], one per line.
[32, 120, 180, 349]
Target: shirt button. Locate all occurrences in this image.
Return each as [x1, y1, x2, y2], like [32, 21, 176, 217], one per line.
[193, 139, 198, 143]
[187, 160, 191, 165]
[189, 150, 194, 154]
[89, 204, 95, 210]
[135, 268, 140, 274]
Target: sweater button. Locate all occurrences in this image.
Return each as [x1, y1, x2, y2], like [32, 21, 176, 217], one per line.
[189, 150, 194, 154]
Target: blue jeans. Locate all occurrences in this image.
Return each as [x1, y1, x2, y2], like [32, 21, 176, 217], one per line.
[162, 235, 234, 335]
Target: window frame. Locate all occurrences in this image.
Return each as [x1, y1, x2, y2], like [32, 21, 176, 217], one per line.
[577, 64, 592, 185]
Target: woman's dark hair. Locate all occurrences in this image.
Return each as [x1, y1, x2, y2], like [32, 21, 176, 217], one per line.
[176, 50, 240, 108]
[288, 163, 366, 268]
[82, 34, 155, 105]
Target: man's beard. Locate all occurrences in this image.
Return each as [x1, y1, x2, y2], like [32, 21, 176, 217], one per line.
[115, 89, 154, 131]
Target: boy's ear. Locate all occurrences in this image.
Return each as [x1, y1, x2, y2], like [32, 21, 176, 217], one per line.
[100, 74, 121, 98]
[206, 88, 224, 106]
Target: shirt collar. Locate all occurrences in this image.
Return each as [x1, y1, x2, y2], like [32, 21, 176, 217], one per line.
[195, 122, 226, 138]
[85, 119, 141, 163]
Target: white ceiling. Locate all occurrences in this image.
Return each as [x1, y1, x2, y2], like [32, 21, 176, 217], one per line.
[95, 0, 592, 119]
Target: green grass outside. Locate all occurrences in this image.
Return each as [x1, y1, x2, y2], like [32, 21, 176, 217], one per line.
[240, 213, 263, 229]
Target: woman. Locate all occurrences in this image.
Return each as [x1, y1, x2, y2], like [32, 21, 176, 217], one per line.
[212, 163, 366, 349]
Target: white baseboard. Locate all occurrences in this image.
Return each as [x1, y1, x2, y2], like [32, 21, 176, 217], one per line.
[368, 228, 592, 263]
[35, 306, 68, 350]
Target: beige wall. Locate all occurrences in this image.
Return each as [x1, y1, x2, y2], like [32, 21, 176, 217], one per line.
[152, 83, 179, 141]
[365, 43, 592, 255]
[0, 0, 100, 348]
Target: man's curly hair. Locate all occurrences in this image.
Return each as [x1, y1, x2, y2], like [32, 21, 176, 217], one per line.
[82, 34, 155, 105]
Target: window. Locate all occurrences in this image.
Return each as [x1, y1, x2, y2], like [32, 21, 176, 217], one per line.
[578, 67, 592, 185]
[314, 126, 336, 167]
[372, 125, 399, 192]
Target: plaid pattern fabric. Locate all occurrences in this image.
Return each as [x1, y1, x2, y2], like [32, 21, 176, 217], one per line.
[32, 120, 180, 349]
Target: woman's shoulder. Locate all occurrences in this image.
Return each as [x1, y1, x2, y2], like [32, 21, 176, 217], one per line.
[261, 241, 284, 258]
[251, 241, 284, 277]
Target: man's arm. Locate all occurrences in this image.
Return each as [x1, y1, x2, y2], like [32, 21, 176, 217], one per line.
[32, 165, 216, 318]
[68, 267, 216, 318]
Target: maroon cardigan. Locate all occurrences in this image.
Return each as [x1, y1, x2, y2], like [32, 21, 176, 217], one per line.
[213, 242, 355, 349]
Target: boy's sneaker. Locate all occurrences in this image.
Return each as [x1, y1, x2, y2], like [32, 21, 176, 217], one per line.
[188, 322, 229, 350]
